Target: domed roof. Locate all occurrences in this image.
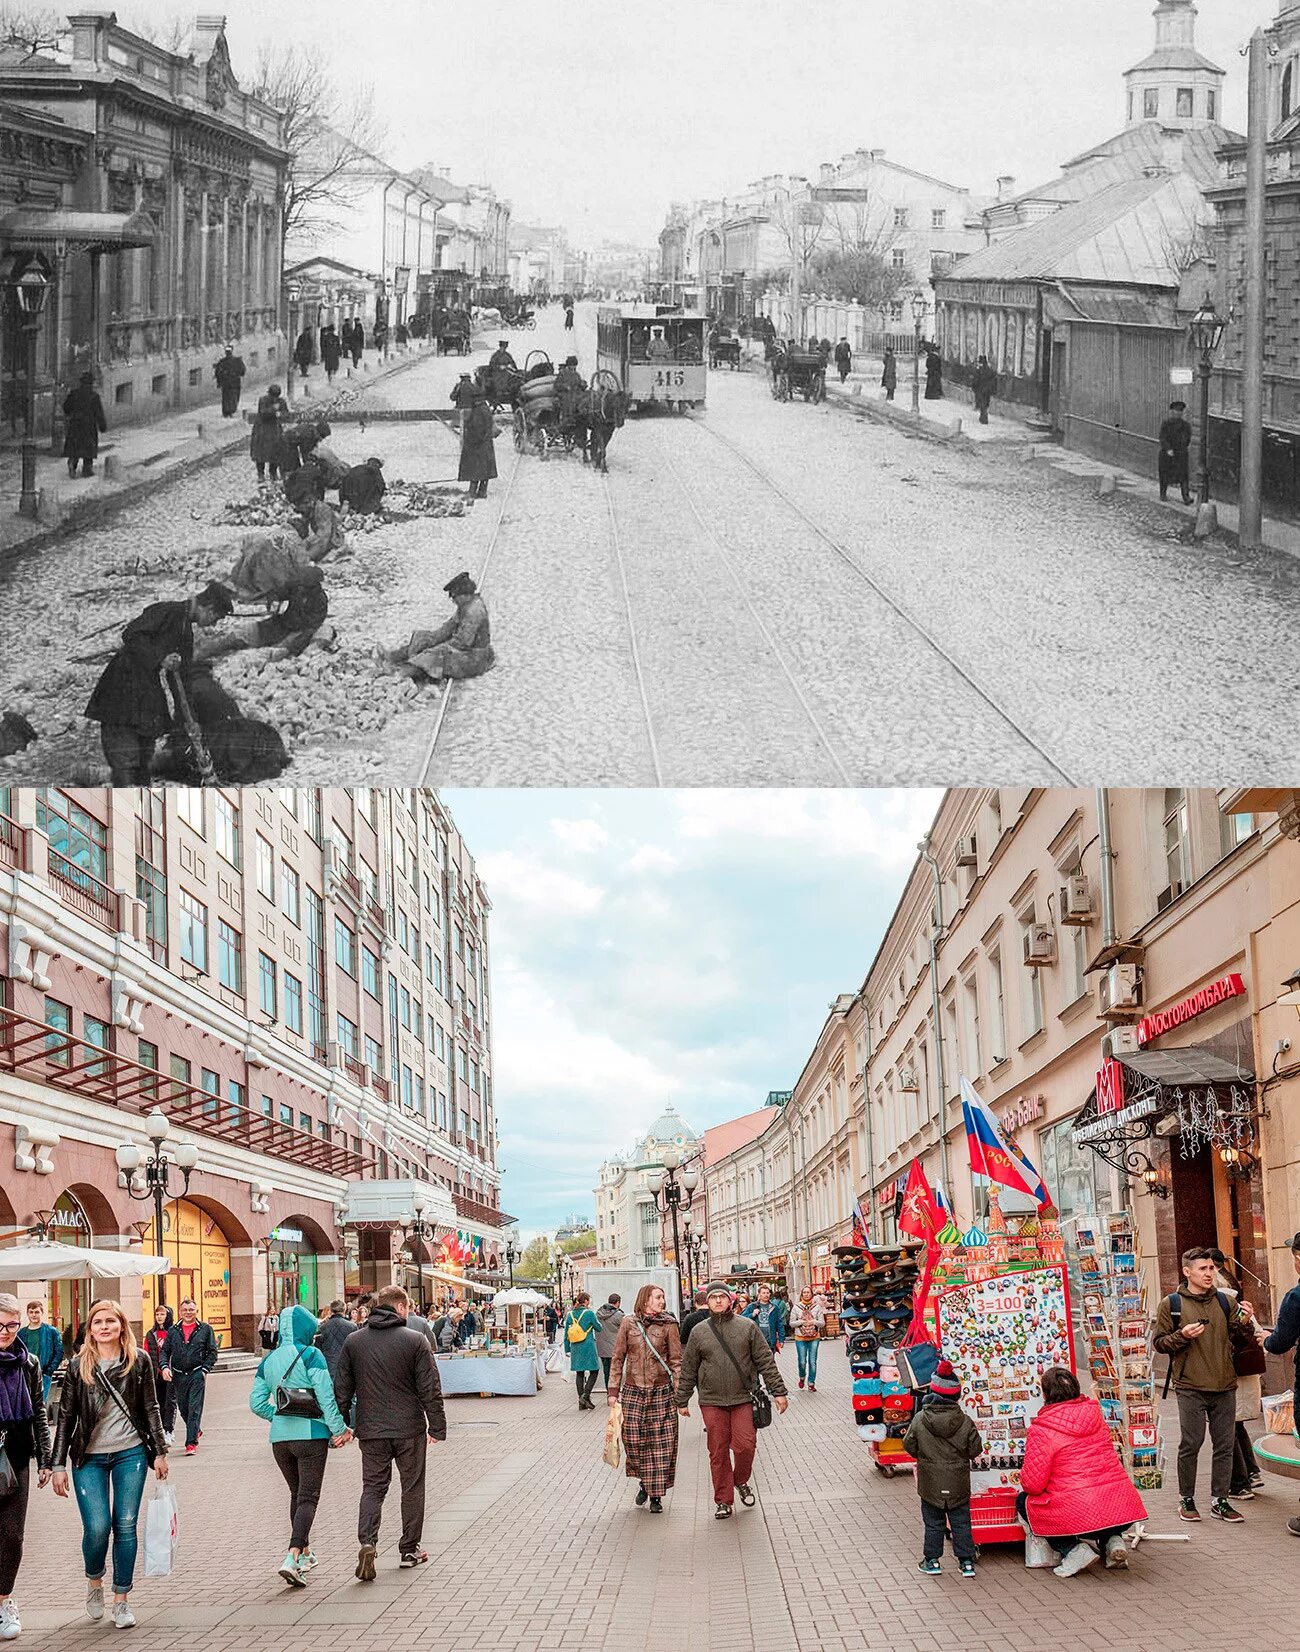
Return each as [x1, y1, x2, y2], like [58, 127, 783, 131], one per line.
[644, 1105, 699, 1145]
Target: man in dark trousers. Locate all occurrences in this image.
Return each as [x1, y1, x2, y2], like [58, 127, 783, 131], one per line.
[84, 580, 234, 784]
[1263, 1232, 1300, 1538]
[159, 1296, 219, 1455]
[213, 344, 246, 417]
[333, 1284, 445, 1578]
[62, 371, 107, 477]
[881, 347, 897, 401]
[1158, 399, 1193, 503]
[972, 354, 998, 424]
[834, 338, 852, 383]
[313, 1298, 356, 1381]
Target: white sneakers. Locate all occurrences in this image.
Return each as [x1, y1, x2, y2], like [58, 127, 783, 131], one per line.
[1053, 1541, 1099, 1578]
[112, 1602, 135, 1631]
[0, 1600, 20, 1640]
[85, 1585, 104, 1621]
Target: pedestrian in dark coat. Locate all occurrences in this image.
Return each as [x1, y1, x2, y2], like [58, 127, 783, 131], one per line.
[213, 345, 246, 417]
[834, 339, 852, 382]
[250, 385, 287, 482]
[972, 354, 997, 424]
[924, 345, 943, 399]
[320, 327, 341, 383]
[339, 457, 386, 515]
[458, 388, 497, 499]
[84, 582, 234, 785]
[1157, 400, 1193, 503]
[881, 348, 897, 400]
[902, 1360, 982, 1575]
[62, 373, 107, 477]
[294, 329, 314, 383]
[350, 322, 365, 366]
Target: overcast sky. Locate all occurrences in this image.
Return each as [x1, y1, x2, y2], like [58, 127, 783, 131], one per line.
[441, 790, 941, 1238]
[125, 0, 1269, 243]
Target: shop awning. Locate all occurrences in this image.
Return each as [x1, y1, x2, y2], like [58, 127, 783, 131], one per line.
[0, 208, 158, 253]
[1118, 1047, 1254, 1088]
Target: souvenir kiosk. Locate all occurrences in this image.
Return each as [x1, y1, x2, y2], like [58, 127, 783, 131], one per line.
[835, 1241, 925, 1477]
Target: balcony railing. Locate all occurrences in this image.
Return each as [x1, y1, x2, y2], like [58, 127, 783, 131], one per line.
[0, 812, 22, 871]
[0, 1005, 372, 1178]
[47, 850, 117, 930]
[341, 1052, 366, 1084]
[370, 1072, 391, 1102]
[453, 1190, 514, 1228]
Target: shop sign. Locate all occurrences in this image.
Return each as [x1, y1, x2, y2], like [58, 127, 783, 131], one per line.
[1095, 1057, 1125, 1116]
[270, 1226, 304, 1243]
[1074, 1092, 1161, 1144]
[1136, 973, 1245, 1046]
[999, 1093, 1045, 1132]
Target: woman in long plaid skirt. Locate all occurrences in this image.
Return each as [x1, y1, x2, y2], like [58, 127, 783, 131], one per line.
[608, 1285, 682, 1512]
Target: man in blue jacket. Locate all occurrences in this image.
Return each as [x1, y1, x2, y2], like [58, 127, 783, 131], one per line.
[742, 1283, 787, 1354]
[18, 1300, 63, 1402]
[1264, 1232, 1300, 1538]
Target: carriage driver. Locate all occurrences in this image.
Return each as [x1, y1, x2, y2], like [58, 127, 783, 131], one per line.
[488, 339, 517, 372]
[555, 355, 588, 444]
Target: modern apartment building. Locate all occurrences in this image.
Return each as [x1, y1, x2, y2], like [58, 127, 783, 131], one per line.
[0, 785, 507, 1348]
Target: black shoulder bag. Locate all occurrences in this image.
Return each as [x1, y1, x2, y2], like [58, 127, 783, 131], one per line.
[274, 1348, 323, 1420]
[708, 1318, 772, 1430]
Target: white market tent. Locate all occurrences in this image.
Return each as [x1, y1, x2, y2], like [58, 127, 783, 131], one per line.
[0, 1242, 170, 1282]
[422, 1267, 496, 1297]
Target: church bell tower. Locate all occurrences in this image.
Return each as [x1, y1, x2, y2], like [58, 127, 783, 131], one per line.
[1122, 2, 1226, 129]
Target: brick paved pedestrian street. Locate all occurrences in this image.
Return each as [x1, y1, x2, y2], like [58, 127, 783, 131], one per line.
[12, 1346, 1297, 1652]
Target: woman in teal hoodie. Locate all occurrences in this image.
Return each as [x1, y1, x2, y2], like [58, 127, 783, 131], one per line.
[248, 1304, 351, 1586]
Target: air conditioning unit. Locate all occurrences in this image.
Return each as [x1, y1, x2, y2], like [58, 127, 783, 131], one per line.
[1059, 873, 1093, 926]
[1023, 923, 1056, 967]
[955, 834, 978, 869]
[1098, 964, 1141, 1015]
[1101, 1025, 1139, 1060]
[898, 1066, 919, 1092]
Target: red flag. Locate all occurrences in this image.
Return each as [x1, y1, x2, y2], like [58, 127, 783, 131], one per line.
[898, 1159, 942, 1242]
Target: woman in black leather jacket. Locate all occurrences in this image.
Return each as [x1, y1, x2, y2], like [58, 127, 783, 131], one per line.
[51, 1300, 168, 1630]
[0, 1291, 54, 1640]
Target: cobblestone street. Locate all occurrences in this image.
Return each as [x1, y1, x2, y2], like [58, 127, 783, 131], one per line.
[3, 303, 1299, 788]
[9, 1348, 1298, 1652]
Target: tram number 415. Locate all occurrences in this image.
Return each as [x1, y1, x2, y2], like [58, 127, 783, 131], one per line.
[653, 370, 686, 388]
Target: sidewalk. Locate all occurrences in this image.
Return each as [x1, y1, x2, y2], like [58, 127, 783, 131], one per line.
[0, 340, 448, 558]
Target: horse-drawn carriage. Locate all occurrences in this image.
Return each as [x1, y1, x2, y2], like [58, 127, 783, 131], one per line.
[479, 351, 628, 471]
[770, 342, 826, 404]
[709, 326, 742, 370]
[436, 309, 472, 355]
[499, 302, 537, 330]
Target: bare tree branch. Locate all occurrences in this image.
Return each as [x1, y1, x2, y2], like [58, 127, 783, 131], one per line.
[0, 4, 66, 59]
[118, 9, 191, 51]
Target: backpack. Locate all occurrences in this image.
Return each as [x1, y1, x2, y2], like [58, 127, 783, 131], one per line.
[1161, 1290, 1233, 1397]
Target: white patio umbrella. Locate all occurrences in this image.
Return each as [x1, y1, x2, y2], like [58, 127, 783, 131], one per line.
[491, 1287, 550, 1308]
[0, 1242, 170, 1282]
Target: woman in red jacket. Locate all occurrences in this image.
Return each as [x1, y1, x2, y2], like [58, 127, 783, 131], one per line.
[1016, 1367, 1146, 1577]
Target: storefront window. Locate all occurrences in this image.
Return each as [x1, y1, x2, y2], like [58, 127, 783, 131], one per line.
[267, 1222, 320, 1312]
[140, 1199, 231, 1346]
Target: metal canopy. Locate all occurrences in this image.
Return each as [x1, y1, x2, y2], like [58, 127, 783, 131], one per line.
[0, 207, 157, 253]
[1119, 1046, 1254, 1088]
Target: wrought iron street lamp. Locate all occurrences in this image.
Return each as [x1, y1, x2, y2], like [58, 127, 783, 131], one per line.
[115, 1111, 198, 1305]
[13, 262, 50, 520]
[646, 1147, 699, 1314]
[910, 290, 928, 415]
[687, 1228, 707, 1297]
[1188, 296, 1227, 508]
[505, 1236, 518, 1288]
[400, 1189, 437, 1312]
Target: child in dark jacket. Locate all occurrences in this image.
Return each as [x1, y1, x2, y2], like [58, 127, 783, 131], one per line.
[902, 1360, 983, 1577]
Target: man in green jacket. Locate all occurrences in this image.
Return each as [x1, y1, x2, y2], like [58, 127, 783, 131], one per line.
[675, 1282, 788, 1519]
[1154, 1245, 1259, 1524]
[249, 1304, 351, 1587]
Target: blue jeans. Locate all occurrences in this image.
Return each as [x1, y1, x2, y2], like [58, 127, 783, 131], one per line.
[72, 1447, 149, 1594]
[795, 1339, 819, 1383]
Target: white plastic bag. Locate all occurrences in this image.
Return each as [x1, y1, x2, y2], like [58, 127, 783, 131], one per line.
[544, 1346, 562, 1374]
[143, 1483, 178, 1578]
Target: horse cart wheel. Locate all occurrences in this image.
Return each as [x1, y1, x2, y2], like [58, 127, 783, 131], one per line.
[512, 408, 527, 453]
[811, 373, 826, 405]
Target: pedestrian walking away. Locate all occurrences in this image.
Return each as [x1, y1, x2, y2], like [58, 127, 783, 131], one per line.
[16, 1303, 61, 1407]
[378, 571, 494, 692]
[834, 338, 852, 383]
[458, 383, 498, 501]
[249, 1304, 352, 1588]
[50, 1298, 168, 1632]
[881, 347, 897, 401]
[141, 1307, 175, 1443]
[972, 354, 998, 424]
[594, 1294, 625, 1390]
[608, 1286, 681, 1513]
[903, 1359, 982, 1577]
[790, 1288, 824, 1390]
[1153, 1245, 1260, 1523]
[565, 1293, 601, 1409]
[213, 343, 246, 417]
[250, 384, 288, 482]
[924, 344, 943, 399]
[312, 1300, 356, 1383]
[159, 1297, 219, 1455]
[1263, 1232, 1300, 1538]
[320, 326, 341, 385]
[675, 1281, 788, 1518]
[62, 372, 107, 478]
[332, 1285, 445, 1579]
[1157, 399, 1193, 503]
[294, 328, 314, 384]
[84, 580, 235, 786]
[1015, 1365, 1146, 1578]
[0, 1292, 53, 1644]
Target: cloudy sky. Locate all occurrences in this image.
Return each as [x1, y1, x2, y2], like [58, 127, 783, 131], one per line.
[124, 0, 1268, 244]
[441, 790, 940, 1237]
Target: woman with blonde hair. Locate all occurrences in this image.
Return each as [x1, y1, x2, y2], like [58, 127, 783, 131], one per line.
[607, 1284, 682, 1513]
[51, 1299, 168, 1630]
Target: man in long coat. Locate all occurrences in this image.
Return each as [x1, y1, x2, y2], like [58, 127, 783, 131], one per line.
[213, 345, 246, 417]
[1158, 400, 1193, 504]
[84, 581, 234, 783]
[294, 328, 314, 384]
[320, 325, 342, 383]
[378, 572, 494, 688]
[834, 338, 852, 382]
[924, 345, 943, 400]
[62, 372, 107, 477]
[972, 354, 998, 425]
[881, 347, 897, 401]
[458, 387, 497, 501]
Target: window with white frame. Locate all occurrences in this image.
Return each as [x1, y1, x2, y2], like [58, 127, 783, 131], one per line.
[255, 834, 274, 900]
[1163, 788, 1191, 895]
[962, 974, 981, 1076]
[215, 794, 240, 868]
[1018, 907, 1044, 1036]
[987, 949, 1007, 1063]
[177, 789, 205, 835]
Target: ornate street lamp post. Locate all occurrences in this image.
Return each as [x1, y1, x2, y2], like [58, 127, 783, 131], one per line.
[115, 1112, 198, 1306]
[910, 290, 928, 415]
[689, 1230, 707, 1292]
[505, 1236, 518, 1289]
[1188, 296, 1227, 509]
[400, 1189, 437, 1312]
[13, 262, 50, 519]
[646, 1147, 700, 1315]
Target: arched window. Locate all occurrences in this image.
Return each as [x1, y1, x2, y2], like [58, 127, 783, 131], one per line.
[1283, 62, 1294, 123]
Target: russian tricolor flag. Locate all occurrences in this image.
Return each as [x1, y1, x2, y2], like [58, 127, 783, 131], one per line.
[959, 1076, 1049, 1204]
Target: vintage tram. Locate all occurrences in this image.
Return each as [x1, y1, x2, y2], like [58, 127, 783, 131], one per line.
[595, 304, 707, 412]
